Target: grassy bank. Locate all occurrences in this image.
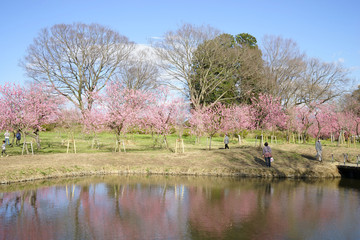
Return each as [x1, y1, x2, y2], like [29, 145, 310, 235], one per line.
[1, 140, 348, 184]
[1, 131, 358, 184]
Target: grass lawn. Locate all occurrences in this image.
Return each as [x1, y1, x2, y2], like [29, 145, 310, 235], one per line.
[0, 130, 358, 184]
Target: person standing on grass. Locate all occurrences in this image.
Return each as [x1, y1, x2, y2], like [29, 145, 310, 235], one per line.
[262, 142, 272, 167]
[224, 134, 230, 149]
[16, 130, 21, 146]
[4, 130, 10, 146]
[1, 140, 8, 157]
[316, 138, 322, 162]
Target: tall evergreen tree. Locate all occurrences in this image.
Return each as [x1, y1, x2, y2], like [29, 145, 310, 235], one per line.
[190, 33, 265, 107]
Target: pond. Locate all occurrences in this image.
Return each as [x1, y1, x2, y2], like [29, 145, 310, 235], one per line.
[1, 175, 360, 240]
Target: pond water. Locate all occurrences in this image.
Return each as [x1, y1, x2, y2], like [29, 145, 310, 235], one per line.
[1, 176, 360, 240]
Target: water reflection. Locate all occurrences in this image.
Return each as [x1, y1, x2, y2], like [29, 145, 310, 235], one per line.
[1, 176, 360, 240]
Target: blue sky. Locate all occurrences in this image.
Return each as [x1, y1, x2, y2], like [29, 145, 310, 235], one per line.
[1, 0, 359, 89]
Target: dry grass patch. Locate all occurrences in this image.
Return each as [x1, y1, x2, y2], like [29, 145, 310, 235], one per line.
[0, 142, 348, 184]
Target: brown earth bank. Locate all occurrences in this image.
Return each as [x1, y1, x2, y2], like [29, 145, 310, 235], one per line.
[0, 144, 343, 184]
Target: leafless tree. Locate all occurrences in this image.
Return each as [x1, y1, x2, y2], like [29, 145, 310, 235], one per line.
[261, 35, 306, 108]
[299, 57, 349, 105]
[262, 35, 349, 108]
[117, 46, 160, 92]
[151, 23, 223, 109]
[21, 23, 135, 113]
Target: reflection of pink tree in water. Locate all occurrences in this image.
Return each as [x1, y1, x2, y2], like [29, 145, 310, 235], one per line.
[116, 186, 184, 239]
[46, 183, 184, 239]
[0, 181, 350, 239]
[187, 186, 258, 237]
[0, 189, 58, 240]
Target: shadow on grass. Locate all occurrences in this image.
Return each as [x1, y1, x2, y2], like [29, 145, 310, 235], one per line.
[254, 156, 267, 167]
[301, 154, 317, 161]
[206, 145, 331, 177]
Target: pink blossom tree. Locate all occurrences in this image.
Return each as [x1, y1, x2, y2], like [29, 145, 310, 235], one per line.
[188, 107, 205, 144]
[102, 82, 154, 143]
[173, 99, 190, 139]
[81, 107, 107, 148]
[189, 103, 231, 149]
[142, 95, 187, 149]
[225, 104, 254, 137]
[284, 106, 299, 142]
[251, 93, 287, 131]
[295, 104, 315, 143]
[335, 111, 357, 143]
[82, 108, 107, 135]
[56, 108, 82, 136]
[309, 103, 338, 140]
[0, 82, 62, 149]
[344, 98, 360, 137]
[80, 91, 107, 148]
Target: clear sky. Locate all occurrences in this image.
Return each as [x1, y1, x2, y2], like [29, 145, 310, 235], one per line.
[1, 0, 359, 89]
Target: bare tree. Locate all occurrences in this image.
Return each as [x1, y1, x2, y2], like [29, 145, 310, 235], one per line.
[299, 57, 349, 105]
[151, 23, 221, 109]
[117, 46, 160, 92]
[262, 35, 349, 108]
[261, 35, 306, 108]
[21, 23, 135, 113]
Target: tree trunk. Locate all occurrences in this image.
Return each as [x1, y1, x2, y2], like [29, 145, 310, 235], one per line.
[163, 135, 169, 149]
[35, 132, 41, 149]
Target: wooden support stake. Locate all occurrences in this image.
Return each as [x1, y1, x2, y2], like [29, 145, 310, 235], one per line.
[22, 142, 34, 155]
[123, 140, 126, 153]
[74, 140, 76, 154]
[343, 153, 348, 165]
[66, 139, 76, 154]
[91, 138, 100, 149]
[115, 140, 126, 153]
[175, 139, 184, 154]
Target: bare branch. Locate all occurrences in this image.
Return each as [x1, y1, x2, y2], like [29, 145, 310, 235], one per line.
[21, 23, 135, 112]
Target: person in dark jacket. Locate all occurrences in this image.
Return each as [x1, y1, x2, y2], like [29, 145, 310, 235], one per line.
[16, 130, 21, 146]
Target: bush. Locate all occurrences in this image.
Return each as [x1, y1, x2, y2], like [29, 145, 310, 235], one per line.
[238, 130, 248, 139]
[42, 123, 57, 131]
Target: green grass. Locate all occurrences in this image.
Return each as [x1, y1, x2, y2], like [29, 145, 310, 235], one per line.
[4, 131, 231, 156]
[4, 130, 359, 158]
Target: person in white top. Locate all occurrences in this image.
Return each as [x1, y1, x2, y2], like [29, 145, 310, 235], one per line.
[315, 138, 322, 162]
[4, 130, 10, 146]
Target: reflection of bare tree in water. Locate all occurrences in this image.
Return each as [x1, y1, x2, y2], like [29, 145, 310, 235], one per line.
[80, 186, 97, 239]
[29, 190, 41, 232]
